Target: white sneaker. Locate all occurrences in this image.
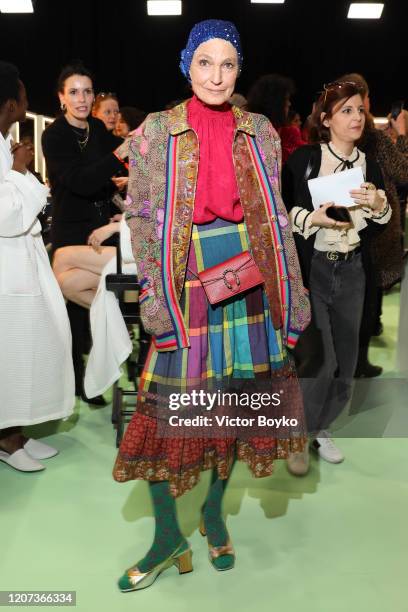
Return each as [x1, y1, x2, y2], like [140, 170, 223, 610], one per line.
[0, 448, 45, 472]
[313, 431, 344, 463]
[24, 438, 58, 460]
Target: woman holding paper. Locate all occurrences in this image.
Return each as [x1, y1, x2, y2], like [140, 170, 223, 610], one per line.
[282, 81, 391, 475]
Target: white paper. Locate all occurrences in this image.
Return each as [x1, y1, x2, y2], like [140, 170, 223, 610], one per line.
[308, 166, 365, 209]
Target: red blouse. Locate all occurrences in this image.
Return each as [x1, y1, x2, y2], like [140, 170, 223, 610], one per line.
[187, 95, 244, 224]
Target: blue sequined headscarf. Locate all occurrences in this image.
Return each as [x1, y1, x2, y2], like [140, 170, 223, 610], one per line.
[180, 19, 243, 81]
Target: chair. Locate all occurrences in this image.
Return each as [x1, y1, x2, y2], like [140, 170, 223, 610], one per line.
[105, 242, 150, 447]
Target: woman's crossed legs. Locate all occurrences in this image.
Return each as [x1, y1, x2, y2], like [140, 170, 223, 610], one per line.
[53, 245, 115, 308]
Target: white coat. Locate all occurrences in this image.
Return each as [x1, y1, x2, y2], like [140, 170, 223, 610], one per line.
[0, 132, 75, 428]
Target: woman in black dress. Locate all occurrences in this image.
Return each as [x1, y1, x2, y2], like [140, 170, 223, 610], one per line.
[42, 62, 124, 402]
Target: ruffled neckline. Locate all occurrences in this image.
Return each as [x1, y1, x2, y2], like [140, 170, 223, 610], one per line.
[188, 94, 233, 121]
[327, 141, 359, 161]
[186, 94, 242, 224]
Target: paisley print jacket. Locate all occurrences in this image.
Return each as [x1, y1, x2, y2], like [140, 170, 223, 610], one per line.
[116, 100, 310, 352]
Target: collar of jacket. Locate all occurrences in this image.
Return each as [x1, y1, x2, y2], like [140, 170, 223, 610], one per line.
[167, 98, 256, 136]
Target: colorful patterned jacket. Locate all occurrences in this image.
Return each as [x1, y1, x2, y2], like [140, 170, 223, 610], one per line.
[116, 100, 310, 352]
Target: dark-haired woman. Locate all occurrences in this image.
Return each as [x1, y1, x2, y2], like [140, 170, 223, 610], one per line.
[282, 82, 391, 475]
[0, 61, 74, 471]
[247, 73, 306, 164]
[114, 106, 146, 138]
[42, 63, 124, 401]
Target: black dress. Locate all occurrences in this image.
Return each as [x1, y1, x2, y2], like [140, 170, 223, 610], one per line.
[42, 115, 123, 249]
[42, 115, 123, 394]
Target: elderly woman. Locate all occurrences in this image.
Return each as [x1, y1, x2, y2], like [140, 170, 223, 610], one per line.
[113, 20, 310, 591]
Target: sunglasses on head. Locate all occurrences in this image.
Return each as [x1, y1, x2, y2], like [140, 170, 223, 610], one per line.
[321, 81, 362, 105]
[95, 91, 117, 100]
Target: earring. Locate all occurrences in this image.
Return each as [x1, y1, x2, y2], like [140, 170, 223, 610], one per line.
[60, 102, 66, 111]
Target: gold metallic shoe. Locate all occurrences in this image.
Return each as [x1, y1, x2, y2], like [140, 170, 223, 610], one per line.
[199, 517, 235, 571]
[118, 541, 193, 592]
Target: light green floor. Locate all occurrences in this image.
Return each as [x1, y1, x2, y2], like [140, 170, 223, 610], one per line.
[1, 288, 407, 612]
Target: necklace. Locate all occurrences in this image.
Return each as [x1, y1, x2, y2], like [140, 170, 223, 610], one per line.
[71, 122, 89, 151]
[327, 143, 360, 172]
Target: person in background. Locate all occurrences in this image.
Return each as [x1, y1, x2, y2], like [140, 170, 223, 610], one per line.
[246, 73, 306, 164]
[301, 100, 318, 143]
[385, 111, 408, 238]
[114, 106, 146, 139]
[113, 107, 147, 200]
[0, 61, 74, 472]
[18, 134, 42, 181]
[338, 74, 408, 375]
[229, 92, 247, 109]
[164, 98, 186, 110]
[42, 62, 124, 405]
[288, 109, 302, 129]
[282, 81, 391, 474]
[92, 92, 119, 132]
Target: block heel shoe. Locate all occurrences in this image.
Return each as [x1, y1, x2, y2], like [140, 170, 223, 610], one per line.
[118, 541, 193, 592]
[199, 516, 235, 571]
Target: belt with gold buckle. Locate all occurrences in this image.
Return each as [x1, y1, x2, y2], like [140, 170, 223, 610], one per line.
[325, 247, 361, 262]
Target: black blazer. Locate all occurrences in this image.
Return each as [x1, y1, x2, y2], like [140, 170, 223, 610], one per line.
[42, 115, 123, 249]
[281, 144, 387, 288]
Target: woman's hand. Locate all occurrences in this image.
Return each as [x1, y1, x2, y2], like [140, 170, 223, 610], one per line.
[310, 203, 351, 230]
[111, 176, 128, 191]
[87, 222, 120, 252]
[350, 183, 384, 211]
[11, 142, 34, 174]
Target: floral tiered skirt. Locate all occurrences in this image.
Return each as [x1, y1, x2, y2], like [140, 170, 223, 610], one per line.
[113, 218, 306, 496]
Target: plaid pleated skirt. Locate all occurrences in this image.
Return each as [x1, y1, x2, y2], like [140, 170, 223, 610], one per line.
[113, 219, 306, 496]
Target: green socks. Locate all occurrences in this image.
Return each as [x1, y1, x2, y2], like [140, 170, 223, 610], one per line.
[135, 469, 234, 574]
[203, 469, 230, 548]
[136, 481, 185, 573]
[202, 466, 235, 570]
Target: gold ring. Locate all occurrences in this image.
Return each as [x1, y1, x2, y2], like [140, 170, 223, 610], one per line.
[365, 182, 376, 191]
